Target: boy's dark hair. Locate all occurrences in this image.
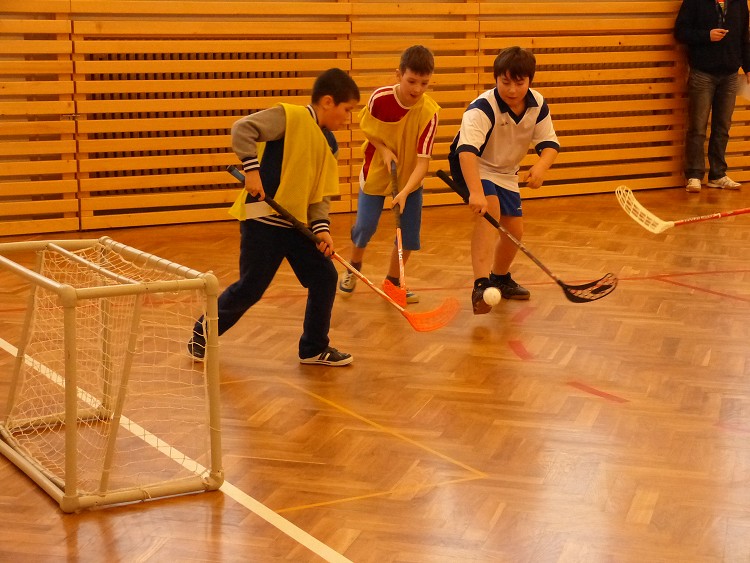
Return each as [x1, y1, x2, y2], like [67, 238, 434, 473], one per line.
[399, 45, 435, 76]
[493, 46, 536, 83]
[312, 68, 360, 105]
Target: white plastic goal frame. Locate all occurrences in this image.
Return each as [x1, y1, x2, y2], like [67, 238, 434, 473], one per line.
[0, 237, 223, 512]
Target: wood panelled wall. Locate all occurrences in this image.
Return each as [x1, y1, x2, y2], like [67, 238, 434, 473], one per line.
[1, 1, 747, 236]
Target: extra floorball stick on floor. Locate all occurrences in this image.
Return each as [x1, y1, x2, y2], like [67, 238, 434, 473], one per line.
[227, 165, 460, 332]
[615, 185, 750, 234]
[436, 170, 617, 304]
[382, 161, 408, 307]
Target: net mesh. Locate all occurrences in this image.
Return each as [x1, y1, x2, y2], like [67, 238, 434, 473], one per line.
[1, 241, 214, 498]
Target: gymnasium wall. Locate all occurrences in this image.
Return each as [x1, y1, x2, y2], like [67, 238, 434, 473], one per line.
[1, 1, 747, 236]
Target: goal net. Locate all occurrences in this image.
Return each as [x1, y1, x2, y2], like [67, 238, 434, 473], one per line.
[0, 237, 222, 512]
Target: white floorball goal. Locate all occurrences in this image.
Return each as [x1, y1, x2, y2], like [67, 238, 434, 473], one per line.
[0, 237, 222, 512]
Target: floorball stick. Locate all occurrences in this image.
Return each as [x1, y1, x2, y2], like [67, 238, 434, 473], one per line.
[615, 185, 750, 234]
[382, 161, 408, 306]
[436, 170, 617, 304]
[227, 166, 459, 332]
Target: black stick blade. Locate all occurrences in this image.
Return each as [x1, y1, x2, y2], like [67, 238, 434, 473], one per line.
[560, 273, 618, 303]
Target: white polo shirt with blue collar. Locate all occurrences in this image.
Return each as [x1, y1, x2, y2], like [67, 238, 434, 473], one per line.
[449, 87, 560, 193]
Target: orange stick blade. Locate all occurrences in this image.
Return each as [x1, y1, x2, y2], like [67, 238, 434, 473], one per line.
[382, 278, 407, 307]
[401, 297, 460, 332]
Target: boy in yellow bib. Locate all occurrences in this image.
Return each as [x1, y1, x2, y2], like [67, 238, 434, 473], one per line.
[338, 46, 440, 304]
[189, 69, 359, 366]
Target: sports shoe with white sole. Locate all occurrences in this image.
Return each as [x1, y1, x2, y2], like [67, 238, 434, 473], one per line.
[685, 178, 701, 193]
[300, 347, 353, 366]
[338, 271, 356, 297]
[707, 176, 740, 190]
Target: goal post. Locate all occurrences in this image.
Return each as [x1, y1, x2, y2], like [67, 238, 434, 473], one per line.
[0, 237, 223, 512]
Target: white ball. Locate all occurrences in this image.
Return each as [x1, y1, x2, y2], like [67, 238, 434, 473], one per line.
[483, 286, 502, 306]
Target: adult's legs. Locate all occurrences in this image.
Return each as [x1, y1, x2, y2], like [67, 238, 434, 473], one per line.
[684, 69, 718, 180]
[707, 72, 738, 180]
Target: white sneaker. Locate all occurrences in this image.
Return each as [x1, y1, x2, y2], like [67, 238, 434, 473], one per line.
[685, 178, 701, 193]
[707, 176, 740, 190]
[338, 271, 356, 297]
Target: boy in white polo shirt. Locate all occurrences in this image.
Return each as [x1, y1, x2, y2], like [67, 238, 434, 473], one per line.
[449, 46, 559, 314]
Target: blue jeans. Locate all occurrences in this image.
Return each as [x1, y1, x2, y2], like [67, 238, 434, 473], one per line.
[684, 68, 738, 181]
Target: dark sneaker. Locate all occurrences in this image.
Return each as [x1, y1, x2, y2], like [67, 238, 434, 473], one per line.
[471, 277, 492, 315]
[299, 347, 353, 366]
[492, 273, 530, 301]
[187, 336, 205, 361]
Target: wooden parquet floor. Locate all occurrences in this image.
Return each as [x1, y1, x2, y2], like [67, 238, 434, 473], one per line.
[1, 186, 750, 562]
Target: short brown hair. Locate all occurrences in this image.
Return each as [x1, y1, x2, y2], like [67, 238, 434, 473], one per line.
[399, 45, 435, 76]
[312, 68, 360, 105]
[493, 46, 536, 83]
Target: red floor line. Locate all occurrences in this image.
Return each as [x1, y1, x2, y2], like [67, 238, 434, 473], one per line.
[567, 381, 629, 403]
[629, 268, 750, 281]
[511, 306, 535, 324]
[508, 340, 534, 360]
[654, 276, 750, 302]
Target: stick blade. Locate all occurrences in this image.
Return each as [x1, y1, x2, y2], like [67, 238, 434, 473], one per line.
[382, 279, 407, 307]
[560, 273, 618, 303]
[402, 297, 460, 332]
[615, 185, 672, 234]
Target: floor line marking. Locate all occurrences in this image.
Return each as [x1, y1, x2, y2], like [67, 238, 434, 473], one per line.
[280, 377, 488, 478]
[0, 338, 351, 563]
[653, 276, 750, 302]
[508, 340, 534, 360]
[277, 475, 485, 514]
[567, 380, 629, 403]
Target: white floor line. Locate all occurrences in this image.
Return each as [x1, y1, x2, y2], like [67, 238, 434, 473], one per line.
[0, 337, 352, 563]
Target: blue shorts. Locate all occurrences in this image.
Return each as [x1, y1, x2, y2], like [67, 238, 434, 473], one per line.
[482, 180, 523, 217]
[351, 187, 423, 250]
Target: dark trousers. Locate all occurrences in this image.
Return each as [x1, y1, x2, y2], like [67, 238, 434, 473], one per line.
[194, 220, 337, 358]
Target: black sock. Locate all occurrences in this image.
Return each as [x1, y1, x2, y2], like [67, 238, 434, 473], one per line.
[349, 261, 362, 273]
[385, 275, 400, 285]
